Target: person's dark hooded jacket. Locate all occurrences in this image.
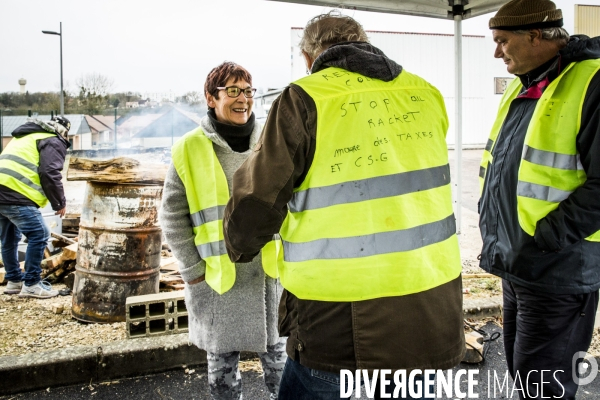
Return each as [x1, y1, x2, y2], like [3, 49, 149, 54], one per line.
[0, 121, 70, 211]
[223, 42, 465, 373]
[479, 35, 600, 294]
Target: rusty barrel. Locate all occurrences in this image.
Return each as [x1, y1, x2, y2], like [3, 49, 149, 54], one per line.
[72, 182, 163, 323]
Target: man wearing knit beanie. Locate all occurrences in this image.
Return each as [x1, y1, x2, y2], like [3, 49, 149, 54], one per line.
[479, 0, 600, 398]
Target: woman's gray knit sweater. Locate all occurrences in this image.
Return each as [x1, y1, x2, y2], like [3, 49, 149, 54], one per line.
[159, 116, 283, 353]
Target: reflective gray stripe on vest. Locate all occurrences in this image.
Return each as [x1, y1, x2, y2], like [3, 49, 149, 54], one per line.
[485, 139, 494, 152]
[289, 164, 450, 213]
[0, 168, 45, 196]
[0, 154, 39, 173]
[282, 213, 456, 262]
[517, 181, 572, 203]
[190, 205, 225, 227]
[523, 146, 584, 171]
[196, 240, 228, 259]
[479, 165, 486, 179]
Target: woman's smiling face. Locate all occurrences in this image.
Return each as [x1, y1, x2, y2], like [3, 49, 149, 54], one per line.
[207, 77, 254, 126]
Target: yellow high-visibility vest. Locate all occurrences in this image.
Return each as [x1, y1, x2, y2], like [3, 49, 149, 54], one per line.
[480, 60, 600, 241]
[278, 67, 462, 301]
[0, 132, 55, 207]
[172, 127, 278, 294]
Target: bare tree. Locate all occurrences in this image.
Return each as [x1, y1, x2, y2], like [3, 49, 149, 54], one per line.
[76, 73, 114, 97]
[183, 91, 205, 105]
[76, 73, 114, 114]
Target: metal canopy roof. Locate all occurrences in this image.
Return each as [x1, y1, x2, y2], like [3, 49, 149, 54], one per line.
[270, 0, 505, 20]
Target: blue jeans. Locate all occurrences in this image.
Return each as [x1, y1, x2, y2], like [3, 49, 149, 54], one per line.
[0, 205, 50, 286]
[278, 358, 432, 400]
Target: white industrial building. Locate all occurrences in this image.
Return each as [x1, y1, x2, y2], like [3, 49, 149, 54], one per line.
[288, 28, 511, 147]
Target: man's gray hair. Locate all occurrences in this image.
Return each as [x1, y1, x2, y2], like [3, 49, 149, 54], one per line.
[514, 27, 570, 46]
[299, 11, 369, 60]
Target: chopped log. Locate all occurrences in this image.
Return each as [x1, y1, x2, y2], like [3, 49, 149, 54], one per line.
[160, 257, 179, 270]
[51, 232, 76, 245]
[40, 246, 78, 275]
[41, 253, 67, 270]
[44, 247, 52, 259]
[159, 255, 183, 292]
[46, 267, 65, 283]
[67, 157, 168, 184]
[46, 261, 76, 283]
[160, 282, 185, 292]
[62, 243, 78, 260]
[161, 275, 184, 284]
[41, 263, 62, 279]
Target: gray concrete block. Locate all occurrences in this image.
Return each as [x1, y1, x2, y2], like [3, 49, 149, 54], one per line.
[125, 290, 188, 338]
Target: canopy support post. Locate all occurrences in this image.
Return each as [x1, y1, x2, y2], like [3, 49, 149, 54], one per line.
[454, 6, 463, 235]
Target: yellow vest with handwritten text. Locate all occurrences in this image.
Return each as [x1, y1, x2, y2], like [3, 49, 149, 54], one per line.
[277, 67, 462, 301]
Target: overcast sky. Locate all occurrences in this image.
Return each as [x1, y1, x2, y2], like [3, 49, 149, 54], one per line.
[1, 0, 597, 95]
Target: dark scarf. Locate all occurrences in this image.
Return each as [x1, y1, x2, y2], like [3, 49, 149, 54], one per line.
[207, 109, 254, 153]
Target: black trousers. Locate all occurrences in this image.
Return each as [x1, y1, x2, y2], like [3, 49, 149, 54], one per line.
[502, 280, 599, 399]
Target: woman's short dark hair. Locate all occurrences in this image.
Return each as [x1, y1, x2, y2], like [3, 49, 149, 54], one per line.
[204, 62, 253, 107]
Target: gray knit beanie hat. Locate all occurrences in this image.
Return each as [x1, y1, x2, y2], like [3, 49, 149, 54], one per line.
[489, 0, 563, 31]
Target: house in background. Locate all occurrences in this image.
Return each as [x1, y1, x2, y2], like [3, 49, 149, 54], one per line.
[0, 115, 92, 150]
[114, 113, 163, 148]
[130, 107, 202, 148]
[85, 115, 120, 149]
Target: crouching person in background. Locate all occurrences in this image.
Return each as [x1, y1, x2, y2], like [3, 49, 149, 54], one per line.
[1, 115, 70, 299]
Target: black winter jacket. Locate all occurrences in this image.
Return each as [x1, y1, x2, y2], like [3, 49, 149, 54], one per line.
[479, 35, 600, 294]
[0, 122, 69, 211]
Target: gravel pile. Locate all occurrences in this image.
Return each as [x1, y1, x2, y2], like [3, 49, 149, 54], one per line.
[0, 283, 126, 357]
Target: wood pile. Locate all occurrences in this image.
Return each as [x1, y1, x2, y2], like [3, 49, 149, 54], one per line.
[40, 233, 78, 284]
[159, 255, 184, 291]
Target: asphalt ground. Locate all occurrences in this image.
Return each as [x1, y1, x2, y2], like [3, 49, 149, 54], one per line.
[3, 323, 599, 399]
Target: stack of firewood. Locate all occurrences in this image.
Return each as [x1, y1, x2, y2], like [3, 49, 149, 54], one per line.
[41, 232, 79, 284]
[159, 255, 184, 292]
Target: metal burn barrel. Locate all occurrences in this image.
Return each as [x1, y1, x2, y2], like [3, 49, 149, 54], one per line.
[72, 182, 163, 323]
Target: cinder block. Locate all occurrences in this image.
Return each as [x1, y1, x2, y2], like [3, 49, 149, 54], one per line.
[125, 290, 188, 338]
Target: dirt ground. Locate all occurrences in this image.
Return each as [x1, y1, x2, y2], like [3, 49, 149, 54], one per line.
[0, 150, 598, 358]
